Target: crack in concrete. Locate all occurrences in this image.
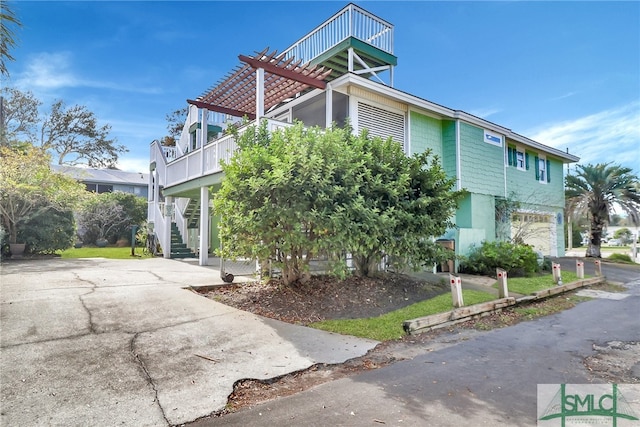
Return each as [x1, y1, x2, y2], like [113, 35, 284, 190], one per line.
[77, 273, 98, 334]
[130, 332, 170, 426]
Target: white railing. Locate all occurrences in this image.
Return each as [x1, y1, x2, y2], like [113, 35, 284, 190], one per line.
[281, 3, 393, 65]
[163, 118, 292, 189]
[149, 118, 293, 256]
[162, 146, 177, 162]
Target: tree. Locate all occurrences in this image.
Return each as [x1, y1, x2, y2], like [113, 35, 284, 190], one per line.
[0, 87, 126, 167]
[41, 100, 127, 167]
[215, 121, 360, 285]
[0, 0, 21, 77]
[77, 191, 147, 244]
[0, 87, 40, 146]
[613, 227, 633, 245]
[78, 194, 130, 244]
[565, 163, 640, 258]
[0, 145, 85, 244]
[346, 129, 463, 276]
[214, 120, 464, 285]
[160, 107, 188, 146]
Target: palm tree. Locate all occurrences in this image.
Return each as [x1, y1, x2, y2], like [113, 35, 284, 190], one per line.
[565, 163, 640, 258]
[1, 0, 22, 77]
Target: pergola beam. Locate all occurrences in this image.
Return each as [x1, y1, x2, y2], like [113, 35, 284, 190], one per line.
[186, 99, 255, 120]
[239, 54, 327, 89]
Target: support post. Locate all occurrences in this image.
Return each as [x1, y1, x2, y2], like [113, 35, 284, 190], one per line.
[325, 83, 333, 129]
[449, 274, 464, 308]
[163, 196, 173, 259]
[199, 186, 209, 266]
[594, 259, 602, 276]
[256, 67, 264, 119]
[576, 260, 584, 279]
[552, 262, 562, 285]
[496, 268, 508, 298]
[200, 108, 208, 174]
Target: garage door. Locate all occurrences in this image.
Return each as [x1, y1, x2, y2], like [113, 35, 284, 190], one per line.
[511, 213, 554, 255]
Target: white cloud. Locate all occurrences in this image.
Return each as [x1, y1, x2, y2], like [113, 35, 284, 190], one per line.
[116, 156, 150, 174]
[549, 91, 579, 101]
[527, 102, 640, 172]
[16, 51, 161, 95]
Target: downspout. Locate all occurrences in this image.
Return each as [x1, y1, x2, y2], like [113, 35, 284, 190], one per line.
[325, 82, 333, 129]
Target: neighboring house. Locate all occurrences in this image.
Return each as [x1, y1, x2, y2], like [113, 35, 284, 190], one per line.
[53, 165, 149, 198]
[148, 3, 579, 266]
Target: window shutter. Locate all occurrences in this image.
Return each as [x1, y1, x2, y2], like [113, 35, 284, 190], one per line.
[525, 153, 530, 170]
[534, 155, 539, 180]
[507, 147, 513, 166]
[546, 159, 551, 183]
[357, 102, 405, 150]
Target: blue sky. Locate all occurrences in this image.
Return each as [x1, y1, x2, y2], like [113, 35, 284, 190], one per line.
[5, 1, 640, 174]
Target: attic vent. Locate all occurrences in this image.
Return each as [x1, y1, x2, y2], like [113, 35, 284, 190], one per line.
[357, 102, 405, 150]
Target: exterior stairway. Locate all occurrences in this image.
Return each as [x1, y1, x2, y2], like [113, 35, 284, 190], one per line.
[170, 222, 196, 259]
[184, 198, 200, 229]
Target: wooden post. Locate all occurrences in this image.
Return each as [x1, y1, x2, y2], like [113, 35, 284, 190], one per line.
[449, 274, 464, 308]
[594, 259, 602, 276]
[552, 262, 562, 285]
[576, 260, 584, 279]
[496, 268, 508, 298]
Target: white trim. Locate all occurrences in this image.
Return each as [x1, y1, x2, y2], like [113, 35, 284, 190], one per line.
[406, 109, 412, 155]
[329, 73, 580, 163]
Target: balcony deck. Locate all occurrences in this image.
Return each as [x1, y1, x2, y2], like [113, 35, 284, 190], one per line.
[151, 118, 292, 197]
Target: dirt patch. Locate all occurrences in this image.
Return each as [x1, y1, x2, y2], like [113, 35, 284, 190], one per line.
[202, 273, 449, 325]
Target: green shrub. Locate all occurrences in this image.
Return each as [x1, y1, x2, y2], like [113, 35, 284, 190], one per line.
[460, 241, 539, 277]
[607, 253, 634, 263]
[17, 207, 76, 254]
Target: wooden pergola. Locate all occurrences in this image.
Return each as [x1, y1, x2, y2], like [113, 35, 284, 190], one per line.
[187, 48, 333, 120]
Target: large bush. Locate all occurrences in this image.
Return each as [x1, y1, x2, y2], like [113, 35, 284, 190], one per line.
[78, 191, 147, 245]
[214, 121, 463, 285]
[17, 206, 76, 253]
[460, 241, 539, 277]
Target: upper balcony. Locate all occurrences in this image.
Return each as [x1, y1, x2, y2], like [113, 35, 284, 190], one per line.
[281, 3, 396, 83]
[151, 118, 293, 193]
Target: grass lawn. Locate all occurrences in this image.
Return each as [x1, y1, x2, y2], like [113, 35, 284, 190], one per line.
[494, 271, 587, 295]
[58, 246, 152, 259]
[310, 289, 495, 341]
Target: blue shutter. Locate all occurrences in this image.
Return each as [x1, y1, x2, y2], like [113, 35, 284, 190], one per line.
[534, 156, 540, 180]
[546, 159, 551, 183]
[525, 153, 530, 170]
[507, 147, 513, 166]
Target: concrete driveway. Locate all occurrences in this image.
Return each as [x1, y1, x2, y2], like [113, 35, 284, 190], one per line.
[0, 257, 377, 426]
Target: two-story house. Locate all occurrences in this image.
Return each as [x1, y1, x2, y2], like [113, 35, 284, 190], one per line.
[148, 3, 578, 267]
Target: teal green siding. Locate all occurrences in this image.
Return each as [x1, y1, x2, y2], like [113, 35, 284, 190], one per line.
[409, 111, 442, 159]
[442, 120, 457, 182]
[505, 146, 564, 209]
[210, 213, 221, 254]
[459, 123, 504, 196]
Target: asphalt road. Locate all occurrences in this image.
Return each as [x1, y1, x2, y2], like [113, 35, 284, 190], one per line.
[205, 260, 640, 427]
